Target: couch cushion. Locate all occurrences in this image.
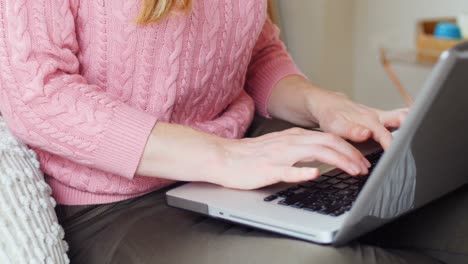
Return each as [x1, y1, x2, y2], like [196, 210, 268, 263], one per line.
[0, 117, 69, 263]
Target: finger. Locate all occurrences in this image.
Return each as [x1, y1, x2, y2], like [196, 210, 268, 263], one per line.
[290, 145, 367, 176]
[318, 132, 371, 169]
[292, 132, 369, 170]
[278, 167, 320, 183]
[346, 123, 372, 142]
[257, 127, 309, 142]
[395, 107, 410, 114]
[366, 120, 393, 150]
[328, 119, 372, 143]
[379, 109, 409, 128]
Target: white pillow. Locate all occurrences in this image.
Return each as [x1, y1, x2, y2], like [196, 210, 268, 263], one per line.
[0, 117, 69, 263]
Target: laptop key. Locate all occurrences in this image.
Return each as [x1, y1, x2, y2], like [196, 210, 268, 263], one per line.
[299, 181, 316, 188]
[317, 208, 331, 215]
[323, 169, 343, 177]
[275, 191, 287, 197]
[291, 202, 304, 209]
[316, 183, 332, 189]
[330, 209, 348, 216]
[276, 190, 295, 198]
[327, 178, 342, 185]
[304, 203, 321, 212]
[287, 186, 301, 192]
[343, 205, 352, 212]
[336, 190, 353, 196]
[264, 195, 278, 202]
[322, 188, 339, 194]
[334, 183, 350, 190]
[329, 211, 342, 217]
[337, 174, 351, 180]
[345, 178, 359, 185]
[304, 189, 320, 196]
[313, 176, 330, 183]
[321, 196, 336, 204]
[278, 199, 293, 206]
[325, 205, 341, 215]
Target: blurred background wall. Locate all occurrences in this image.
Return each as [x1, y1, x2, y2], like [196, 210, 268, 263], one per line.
[273, 0, 468, 109]
[275, 0, 355, 96]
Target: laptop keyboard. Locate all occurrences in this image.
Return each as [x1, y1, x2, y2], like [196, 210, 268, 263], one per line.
[263, 150, 384, 217]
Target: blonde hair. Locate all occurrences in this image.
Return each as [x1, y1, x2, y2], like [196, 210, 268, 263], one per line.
[136, 0, 192, 25]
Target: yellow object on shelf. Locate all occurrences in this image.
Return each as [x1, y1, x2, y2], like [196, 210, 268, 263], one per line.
[416, 18, 464, 64]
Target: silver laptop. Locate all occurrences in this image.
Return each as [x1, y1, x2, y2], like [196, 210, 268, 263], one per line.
[166, 42, 468, 245]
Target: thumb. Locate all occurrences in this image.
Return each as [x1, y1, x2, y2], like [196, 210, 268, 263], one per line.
[280, 167, 320, 183]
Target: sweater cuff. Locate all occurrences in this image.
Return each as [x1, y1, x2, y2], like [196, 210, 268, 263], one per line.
[248, 58, 306, 118]
[93, 104, 157, 179]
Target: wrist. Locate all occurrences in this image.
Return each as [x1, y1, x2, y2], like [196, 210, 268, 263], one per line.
[304, 86, 346, 126]
[303, 86, 325, 122]
[200, 137, 234, 186]
[268, 76, 320, 127]
[137, 122, 229, 184]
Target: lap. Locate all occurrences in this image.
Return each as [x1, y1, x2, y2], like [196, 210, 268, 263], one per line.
[364, 185, 468, 263]
[57, 189, 439, 264]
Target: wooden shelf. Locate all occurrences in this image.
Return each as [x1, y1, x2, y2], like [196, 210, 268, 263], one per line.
[380, 46, 437, 67]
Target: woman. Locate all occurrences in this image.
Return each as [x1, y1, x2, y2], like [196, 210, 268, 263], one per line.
[1, 0, 465, 263]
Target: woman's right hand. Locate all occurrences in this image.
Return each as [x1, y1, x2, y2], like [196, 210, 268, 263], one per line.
[211, 127, 371, 190]
[137, 123, 370, 190]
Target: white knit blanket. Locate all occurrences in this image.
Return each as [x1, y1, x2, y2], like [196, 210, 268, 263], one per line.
[0, 118, 69, 263]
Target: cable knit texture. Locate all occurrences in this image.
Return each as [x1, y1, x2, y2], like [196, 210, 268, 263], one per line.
[0, 0, 302, 205]
[0, 117, 69, 263]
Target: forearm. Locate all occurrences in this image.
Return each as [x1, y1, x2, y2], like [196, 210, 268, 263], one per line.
[137, 122, 226, 182]
[267, 75, 327, 127]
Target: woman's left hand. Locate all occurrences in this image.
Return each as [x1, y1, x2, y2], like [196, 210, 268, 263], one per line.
[306, 90, 409, 150]
[268, 76, 409, 150]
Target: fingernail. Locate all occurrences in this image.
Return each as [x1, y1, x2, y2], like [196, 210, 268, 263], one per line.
[350, 164, 360, 175]
[363, 158, 371, 168]
[360, 161, 369, 172]
[361, 129, 370, 137]
[361, 162, 368, 175]
[361, 162, 369, 175]
[307, 168, 319, 177]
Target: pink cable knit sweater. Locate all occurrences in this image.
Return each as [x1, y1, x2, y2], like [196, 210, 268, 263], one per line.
[0, 0, 302, 205]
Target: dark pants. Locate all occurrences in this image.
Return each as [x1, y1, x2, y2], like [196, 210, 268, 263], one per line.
[56, 117, 468, 264]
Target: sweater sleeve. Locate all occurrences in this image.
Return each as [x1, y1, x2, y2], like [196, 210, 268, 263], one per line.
[245, 17, 305, 118]
[0, 1, 157, 179]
